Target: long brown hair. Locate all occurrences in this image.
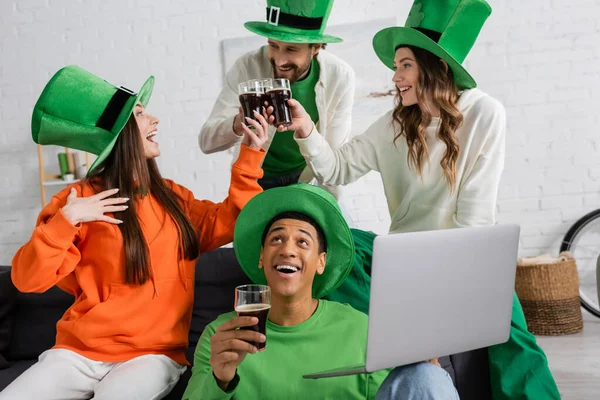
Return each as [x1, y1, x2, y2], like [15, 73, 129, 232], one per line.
[86, 116, 199, 285]
[392, 45, 463, 190]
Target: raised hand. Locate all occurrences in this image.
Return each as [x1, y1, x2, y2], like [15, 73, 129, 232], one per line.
[209, 316, 265, 390]
[240, 111, 269, 150]
[61, 188, 129, 226]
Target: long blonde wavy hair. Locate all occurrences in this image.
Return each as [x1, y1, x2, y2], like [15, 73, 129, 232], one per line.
[392, 45, 463, 191]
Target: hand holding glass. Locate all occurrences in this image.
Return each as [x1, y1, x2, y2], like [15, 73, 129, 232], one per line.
[234, 284, 271, 351]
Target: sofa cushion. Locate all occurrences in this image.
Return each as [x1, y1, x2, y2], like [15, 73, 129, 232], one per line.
[0, 266, 17, 369]
[189, 248, 249, 357]
[5, 287, 73, 361]
[0, 359, 36, 391]
[450, 347, 492, 399]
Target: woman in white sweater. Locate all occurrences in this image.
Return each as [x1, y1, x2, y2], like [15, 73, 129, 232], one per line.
[268, 1, 560, 399]
[294, 61, 504, 234]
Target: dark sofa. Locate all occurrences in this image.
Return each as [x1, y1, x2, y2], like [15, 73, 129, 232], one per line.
[0, 248, 491, 399]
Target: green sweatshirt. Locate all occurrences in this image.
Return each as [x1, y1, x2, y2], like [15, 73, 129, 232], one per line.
[182, 300, 389, 400]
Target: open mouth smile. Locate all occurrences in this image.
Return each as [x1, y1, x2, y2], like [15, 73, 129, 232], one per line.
[146, 130, 157, 143]
[275, 264, 301, 276]
[398, 86, 411, 95]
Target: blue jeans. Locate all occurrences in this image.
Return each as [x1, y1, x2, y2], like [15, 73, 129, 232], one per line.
[375, 362, 459, 400]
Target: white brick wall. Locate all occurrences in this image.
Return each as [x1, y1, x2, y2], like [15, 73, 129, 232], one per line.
[1, 0, 599, 263]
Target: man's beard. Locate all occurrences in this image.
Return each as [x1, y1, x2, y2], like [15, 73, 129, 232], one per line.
[270, 58, 311, 84]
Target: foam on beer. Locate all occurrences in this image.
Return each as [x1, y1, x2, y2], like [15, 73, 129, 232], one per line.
[235, 304, 271, 312]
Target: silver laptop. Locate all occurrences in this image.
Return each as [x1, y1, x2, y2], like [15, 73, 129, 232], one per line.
[303, 224, 520, 379]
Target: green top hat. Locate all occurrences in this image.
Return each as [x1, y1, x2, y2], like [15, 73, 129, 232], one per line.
[244, 0, 342, 44]
[32, 65, 154, 174]
[373, 0, 491, 89]
[234, 184, 355, 299]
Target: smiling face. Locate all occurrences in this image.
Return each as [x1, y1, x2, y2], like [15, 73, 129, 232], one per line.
[133, 103, 160, 159]
[392, 47, 421, 107]
[259, 218, 326, 299]
[267, 39, 320, 83]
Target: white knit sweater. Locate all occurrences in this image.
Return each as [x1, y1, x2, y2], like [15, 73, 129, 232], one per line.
[296, 88, 506, 233]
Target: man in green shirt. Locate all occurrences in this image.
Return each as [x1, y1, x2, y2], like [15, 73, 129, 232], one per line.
[182, 184, 458, 399]
[199, 0, 354, 203]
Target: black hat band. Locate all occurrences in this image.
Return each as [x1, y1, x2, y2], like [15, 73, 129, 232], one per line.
[266, 6, 323, 31]
[96, 86, 136, 132]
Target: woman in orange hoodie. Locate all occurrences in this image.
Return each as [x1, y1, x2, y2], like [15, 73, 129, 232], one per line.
[1, 66, 267, 400]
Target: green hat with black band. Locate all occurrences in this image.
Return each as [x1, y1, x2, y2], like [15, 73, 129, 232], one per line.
[234, 184, 355, 299]
[372, 0, 492, 89]
[32, 65, 154, 174]
[244, 0, 342, 44]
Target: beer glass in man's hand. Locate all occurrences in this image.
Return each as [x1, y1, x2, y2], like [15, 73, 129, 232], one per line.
[235, 284, 271, 351]
[259, 78, 273, 109]
[267, 78, 292, 128]
[238, 81, 265, 124]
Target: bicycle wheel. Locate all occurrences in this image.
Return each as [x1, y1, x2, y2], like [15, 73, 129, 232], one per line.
[560, 208, 600, 318]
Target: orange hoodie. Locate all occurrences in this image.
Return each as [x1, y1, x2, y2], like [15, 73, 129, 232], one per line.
[12, 145, 264, 366]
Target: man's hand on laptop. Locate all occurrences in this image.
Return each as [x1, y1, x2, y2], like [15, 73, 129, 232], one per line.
[426, 358, 441, 367]
[210, 316, 266, 391]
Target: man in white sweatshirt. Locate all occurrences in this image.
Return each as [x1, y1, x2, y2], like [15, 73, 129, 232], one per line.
[199, 0, 354, 203]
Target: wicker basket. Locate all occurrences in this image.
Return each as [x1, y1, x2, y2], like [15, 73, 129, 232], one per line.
[515, 259, 583, 335]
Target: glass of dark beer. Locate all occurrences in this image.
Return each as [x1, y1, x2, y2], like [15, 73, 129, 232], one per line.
[235, 284, 271, 351]
[267, 78, 292, 127]
[238, 80, 264, 124]
[259, 78, 273, 109]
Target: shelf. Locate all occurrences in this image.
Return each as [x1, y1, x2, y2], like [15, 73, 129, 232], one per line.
[42, 179, 80, 187]
[38, 145, 91, 207]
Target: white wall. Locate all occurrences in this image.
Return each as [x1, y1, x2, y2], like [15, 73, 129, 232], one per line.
[1, 0, 599, 263]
